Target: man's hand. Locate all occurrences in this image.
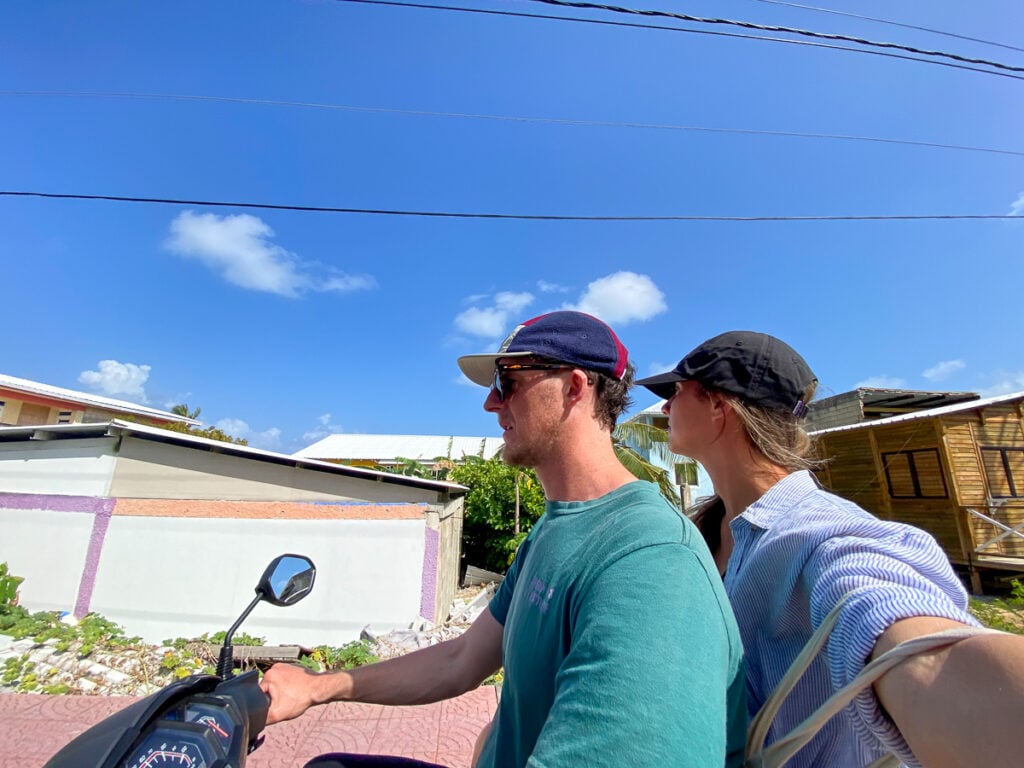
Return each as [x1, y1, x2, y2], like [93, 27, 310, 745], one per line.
[260, 662, 340, 725]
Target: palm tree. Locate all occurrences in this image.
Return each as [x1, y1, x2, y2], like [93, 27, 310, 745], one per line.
[612, 419, 683, 508]
[171, 403, 201, 420]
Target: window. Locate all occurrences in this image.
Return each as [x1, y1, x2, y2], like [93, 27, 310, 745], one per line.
[882, 448, 948, 499]
[57, 410, 73, 424]
[981, 447, 1024, 498]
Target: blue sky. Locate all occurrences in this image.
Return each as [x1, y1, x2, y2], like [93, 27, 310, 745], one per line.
[2, 0, 1022, 452]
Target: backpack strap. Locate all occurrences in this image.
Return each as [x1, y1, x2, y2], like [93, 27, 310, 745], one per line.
[746, 597, 999, 768]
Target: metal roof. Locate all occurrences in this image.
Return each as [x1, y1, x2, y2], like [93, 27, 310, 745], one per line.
[0, 420, 467, 493]
[810, 390, 1024, 436]
[636, 400, 668, 417]
[818, 387, 979, 415]
[0, 373, 199, 425]
[294, 433, 504, 463]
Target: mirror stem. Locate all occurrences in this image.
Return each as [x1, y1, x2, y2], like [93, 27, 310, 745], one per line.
[216, 591, 265, 678]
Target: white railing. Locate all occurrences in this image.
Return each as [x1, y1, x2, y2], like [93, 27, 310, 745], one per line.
[966, 502, 1024, 556]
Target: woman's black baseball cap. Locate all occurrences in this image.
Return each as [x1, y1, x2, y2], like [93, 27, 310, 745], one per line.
[636, 331, 817, 415]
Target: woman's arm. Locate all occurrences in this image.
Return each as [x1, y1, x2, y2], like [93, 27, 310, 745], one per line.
[873, 616, 1024, 768]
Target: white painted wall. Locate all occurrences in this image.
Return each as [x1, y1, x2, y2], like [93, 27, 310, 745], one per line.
[0, 506, 94, 611]
[0, 429, 461, 647]
[89, 516, 429, 646]
[0, 439, 116, 496]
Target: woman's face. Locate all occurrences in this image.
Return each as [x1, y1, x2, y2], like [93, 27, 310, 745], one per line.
[661, 381, 718, 459]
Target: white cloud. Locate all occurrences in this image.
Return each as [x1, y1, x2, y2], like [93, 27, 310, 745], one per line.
[537, 280, 569, 293]
[165, 211, 375, 298]
[922, 359, 966, 382]
[855, 375, 907, 389]
[1009, 192, 1024, 216]
[79, 360, 151, 402]
[979, 371, 1024, 397]
[321, 274, 376, 292]
[454, 291, 534, 338]
[301, 413, 344, 443]
[646, 360, 675, 377]
[216, 418, 282, 451]
[565, 271, 667, 324]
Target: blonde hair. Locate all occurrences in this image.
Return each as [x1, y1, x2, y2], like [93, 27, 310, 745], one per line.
[690, 381, 819, 556]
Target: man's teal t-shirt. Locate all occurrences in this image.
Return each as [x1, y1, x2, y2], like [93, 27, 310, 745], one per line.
[476, 481, 746, 768]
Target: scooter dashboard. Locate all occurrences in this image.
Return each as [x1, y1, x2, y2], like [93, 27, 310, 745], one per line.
[122, 691, 247, 768]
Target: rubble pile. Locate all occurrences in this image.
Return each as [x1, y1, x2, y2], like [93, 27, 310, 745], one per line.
[363, 583, 497, 660]
[0, 635, 204, 696]
[0, 584, 498, 696]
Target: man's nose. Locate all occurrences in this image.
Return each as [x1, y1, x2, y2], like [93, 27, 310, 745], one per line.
[484, 387, 502, 412]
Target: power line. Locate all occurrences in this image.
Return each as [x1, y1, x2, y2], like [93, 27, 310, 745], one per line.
[2, 191, 1019, 222]
[520, 0, 1024, 74]
[5, 90, 1021, 158]
[745, 0, 1024, 54]
[336, 0, 1024, 83]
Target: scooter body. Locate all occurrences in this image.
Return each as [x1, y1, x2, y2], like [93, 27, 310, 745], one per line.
[43, 554, 316, 768]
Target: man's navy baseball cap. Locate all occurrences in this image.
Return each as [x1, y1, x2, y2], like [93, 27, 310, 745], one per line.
[636, 331, 817, 415]
[458, 311, 629, 387]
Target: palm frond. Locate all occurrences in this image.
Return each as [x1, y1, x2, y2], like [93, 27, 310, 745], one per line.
[613, 420, 673, 464]
[614, 444, 681, 507]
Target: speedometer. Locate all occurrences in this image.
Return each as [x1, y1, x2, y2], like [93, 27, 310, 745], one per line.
[122, 724, 219, 768]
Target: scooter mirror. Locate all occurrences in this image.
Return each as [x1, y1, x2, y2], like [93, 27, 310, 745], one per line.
[216, 554, 317, 679]
[259, 554, 316, 607]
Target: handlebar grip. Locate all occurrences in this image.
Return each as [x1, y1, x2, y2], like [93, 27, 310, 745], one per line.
[216, 670, 270, 742]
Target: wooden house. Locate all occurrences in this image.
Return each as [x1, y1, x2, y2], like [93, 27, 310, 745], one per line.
[811, 391, 1024, 592]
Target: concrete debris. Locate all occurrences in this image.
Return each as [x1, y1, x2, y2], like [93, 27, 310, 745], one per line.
[0, 583, 503, 695]
[463, 566, 505, 587]
[0, 635, 193, 697]
[363, 583, 496, 661]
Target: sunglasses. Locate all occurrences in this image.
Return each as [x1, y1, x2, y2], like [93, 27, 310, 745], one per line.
[492, 363, 573, 402]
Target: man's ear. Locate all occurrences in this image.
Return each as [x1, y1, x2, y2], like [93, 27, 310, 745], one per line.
[565, 368, 592, 403]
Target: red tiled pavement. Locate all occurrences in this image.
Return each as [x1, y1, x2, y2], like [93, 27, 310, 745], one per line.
[0, 686, 499, 768]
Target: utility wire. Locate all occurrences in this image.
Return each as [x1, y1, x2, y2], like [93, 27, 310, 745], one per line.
[337, 0, 1024, 83]
[745, 0, 1024, 54]
[5, 90, 1021, 158]
[2, 192, 1019, 222]
[521, 0, 1024, 74]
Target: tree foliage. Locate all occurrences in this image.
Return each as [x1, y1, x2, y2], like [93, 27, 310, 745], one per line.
[378, 425, 682, 574]
[160, 404, 248, 446]
[612, 420, 681, 507]
[170, 403, 202, 420]
[449, 456, 546, 573]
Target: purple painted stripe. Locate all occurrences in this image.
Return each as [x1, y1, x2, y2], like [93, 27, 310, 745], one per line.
[420, 527, 439, 621]
[74, 500, 115, 618]
[0, 492, 113, 514]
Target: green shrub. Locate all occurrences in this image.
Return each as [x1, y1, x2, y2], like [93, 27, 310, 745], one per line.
[969, 578, 1024, 635]
[449, 457, 545, 573]
[298, 640, 379, 672]
[200, 630, 265, 647]
[0, 563, 23, 608]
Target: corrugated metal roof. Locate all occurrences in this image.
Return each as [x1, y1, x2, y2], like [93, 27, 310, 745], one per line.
[810, 390, 1024, 436]
[0, 420, 467, 493]
[0, 373, 198, 425]
[294, 434, 504, 462]
[635, 400, 668, 416]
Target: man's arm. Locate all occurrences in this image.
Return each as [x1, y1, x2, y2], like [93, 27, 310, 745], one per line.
[873, 616, 1024, 768]
[261, 607, 504, 724]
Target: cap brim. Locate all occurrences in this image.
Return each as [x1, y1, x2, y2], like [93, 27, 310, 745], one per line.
[457, 351, 535, 388]
[635, 371, 685, 401]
